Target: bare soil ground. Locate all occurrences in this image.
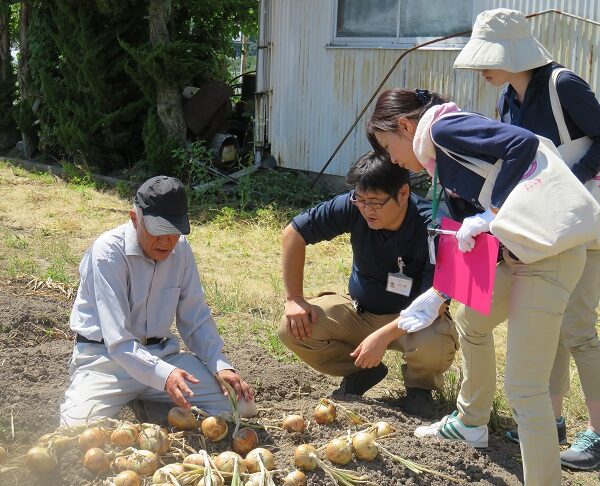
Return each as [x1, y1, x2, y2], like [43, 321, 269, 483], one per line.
[1, 279, 598, 485]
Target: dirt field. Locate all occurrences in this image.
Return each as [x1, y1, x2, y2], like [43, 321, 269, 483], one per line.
[0, 279, 597, 486]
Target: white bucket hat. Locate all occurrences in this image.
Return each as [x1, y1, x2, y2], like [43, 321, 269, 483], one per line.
[454, 8, 553, 72]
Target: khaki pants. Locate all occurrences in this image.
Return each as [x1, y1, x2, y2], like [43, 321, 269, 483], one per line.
[278, 293, 459, 390]
[549, 249, 600, 400]
[455, 246, 586, 486]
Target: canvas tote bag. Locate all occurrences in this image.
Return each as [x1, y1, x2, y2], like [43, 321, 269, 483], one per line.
[432, 113, 600, 263]
[548, 68, 600, 249]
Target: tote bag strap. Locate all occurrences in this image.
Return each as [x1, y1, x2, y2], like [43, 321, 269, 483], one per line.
[548, 68, 572, 145]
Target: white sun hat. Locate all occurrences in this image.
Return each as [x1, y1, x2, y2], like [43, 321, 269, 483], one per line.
[454, 8, 553, 72]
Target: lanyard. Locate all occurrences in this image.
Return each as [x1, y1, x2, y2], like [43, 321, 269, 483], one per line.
[430, 165, 442, 228]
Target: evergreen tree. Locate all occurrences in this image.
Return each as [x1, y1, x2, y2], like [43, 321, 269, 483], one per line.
[0, 0, 17, 150]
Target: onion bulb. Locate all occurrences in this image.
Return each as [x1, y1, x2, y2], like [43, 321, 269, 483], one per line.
[245, 447, 274, 473]
[111, 423, 140, 448]
[282, 414, 306, 433]
[152, 463, 185, 483]
[182, 453, 204, 465]
[214, 450, 245, 474]
[232, 426, 258, 456]
[313, 402, 336, 425]
[373, 421, 395, 438]
[137, 426, 170, 454]
[352, 432, 378, 461]
[325, 438, 352, 465]
[198, 475, 224, 486]
[0, 445, 7, 465]
[83, 447, 111, 474]
[113, 449, 160, 476]
[294, 444, 317, 471]
[283, 469, 307, 486]
[114, 470, 141, 486]
[78, 427, 106, 451]
[200, 416, 228, 441]
[167, 406, 197, 430]
[26, 446, 57, 473]
[243, 473, 263, 486]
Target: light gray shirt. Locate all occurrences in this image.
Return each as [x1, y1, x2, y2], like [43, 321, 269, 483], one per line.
[70, 222, 233, 391]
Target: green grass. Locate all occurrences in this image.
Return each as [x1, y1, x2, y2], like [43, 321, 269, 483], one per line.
[1, 160, 598, 444]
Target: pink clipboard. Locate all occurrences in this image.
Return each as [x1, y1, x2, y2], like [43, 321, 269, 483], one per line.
[433, 218, 500, 315]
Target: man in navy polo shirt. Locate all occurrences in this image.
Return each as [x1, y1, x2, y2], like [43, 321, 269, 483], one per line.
[278, 152, 458, 417]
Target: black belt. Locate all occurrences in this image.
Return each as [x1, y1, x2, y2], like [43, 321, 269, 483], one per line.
[76, 334, 164, 346]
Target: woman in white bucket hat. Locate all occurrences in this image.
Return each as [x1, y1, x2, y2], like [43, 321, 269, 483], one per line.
[454, 8, 600, 473]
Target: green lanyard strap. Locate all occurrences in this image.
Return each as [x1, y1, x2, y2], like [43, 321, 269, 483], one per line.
[430, 165, 442, 228]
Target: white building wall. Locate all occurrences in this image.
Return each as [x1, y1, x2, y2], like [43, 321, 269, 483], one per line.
[258, 0, 600, 176]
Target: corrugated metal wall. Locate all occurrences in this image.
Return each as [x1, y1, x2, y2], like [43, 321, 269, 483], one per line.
[258, 0, 600, 176]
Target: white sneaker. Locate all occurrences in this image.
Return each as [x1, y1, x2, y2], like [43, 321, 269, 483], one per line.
[414, 410, 488, 448]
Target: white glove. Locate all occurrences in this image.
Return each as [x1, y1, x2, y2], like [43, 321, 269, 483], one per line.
[456, 209, 495, 253]
[397, 288, 446, 333]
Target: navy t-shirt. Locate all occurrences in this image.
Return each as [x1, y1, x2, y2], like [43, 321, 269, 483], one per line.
[291, 193, 433, 315]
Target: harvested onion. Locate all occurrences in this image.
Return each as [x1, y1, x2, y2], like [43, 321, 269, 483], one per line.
[198, 476, 224, 486]
[200, 416, 228, 441]
[78, 427, 106, 451]
[232, 426, 258, 456]
[182, 453, 204, 465]
[111, 423, 140, 448]
[245, 447, 275, 473]
[26, 446, 57, 473]
[325, 438, 352, 465]
[243, 473, 263, 486]
[113, 449, 160, 476]
[214, 450, 245, 474]
[352, 432, 378, 461]
[282, 414, 306, 433]
[294, 444, 317, 471]
[167, 406, 197, 430]
[83, 447, 111, 474]
[313, 402, 336, 425]
[283, 469, 307, 486]
[152, 463, 185, 483]
[137, 426, 170, 454]
[0, 445, 7, 465]
[373, 421, 394, 437]
[114, 470, 141, 486]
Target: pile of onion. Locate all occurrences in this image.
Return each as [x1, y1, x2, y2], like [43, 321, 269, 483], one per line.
[293, 444, 317, 471]
[282, 414, 306, 433]
[182, 453, 204, 466]
[198, 475, 224, 486]
[111, 422, 140, 448]
[78, 427, 106, 452]
[26, 446, 57, 473]
[114, 470, 141, 486]
[113, 449, 160, 476]
[83, 447, 111, 474]
[283, 469, 307, 486]
[167, 406, 197, 430]
[245, 447, 275, 473]
[352, 431, 378, 461]
[137, 426, 170, 454]
[243, 472, 264, 486]
[214, 450, 245, 474]
[325, 438, 353, 465]
[313, 402, 336, 425]
[200, 416, 228, 441]
[232, 426, 258, 456]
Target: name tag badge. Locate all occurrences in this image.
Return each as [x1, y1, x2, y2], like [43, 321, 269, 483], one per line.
[387, 272, 413, 296]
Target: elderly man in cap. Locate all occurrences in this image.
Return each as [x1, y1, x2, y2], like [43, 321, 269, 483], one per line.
[60, 176, 255, 425]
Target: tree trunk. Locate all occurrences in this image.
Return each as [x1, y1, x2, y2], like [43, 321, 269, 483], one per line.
[18, 0, 37, 159]
[0, 4, 10, 84]
[148, 0, 186, 144]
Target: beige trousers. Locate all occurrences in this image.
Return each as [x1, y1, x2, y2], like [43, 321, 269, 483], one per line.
[455, 246, 586, 486]
[549, 249, 600, 400]
[278, 293, 459, 390]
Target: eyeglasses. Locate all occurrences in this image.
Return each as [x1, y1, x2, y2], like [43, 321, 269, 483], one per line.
[349, 191, 394, 210]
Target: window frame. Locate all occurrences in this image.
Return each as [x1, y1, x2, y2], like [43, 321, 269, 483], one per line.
[330, 0, 472, 49]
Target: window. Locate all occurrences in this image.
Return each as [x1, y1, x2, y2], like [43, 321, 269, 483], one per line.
[334, 0, 472, 48]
